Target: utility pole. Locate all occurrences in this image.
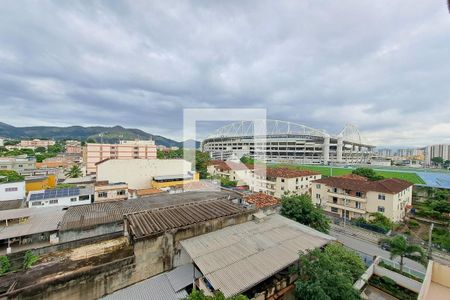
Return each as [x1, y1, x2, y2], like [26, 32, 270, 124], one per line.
[428, 223, 434, 259]
[343, 193, 347, 227]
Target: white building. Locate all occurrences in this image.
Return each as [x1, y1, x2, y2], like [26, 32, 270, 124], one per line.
[0, 155, 36, 172]
[425, 144, 450, 166]
[27, 187, 94, 208]
[0, 181, 26, 201]
[96, 159, 193, 189]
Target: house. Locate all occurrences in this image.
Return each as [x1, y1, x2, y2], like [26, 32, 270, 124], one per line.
[251, 167, 321, 198]
[94, 181, 129, 202]
[312, 174, 413, 222]
[207, 160, 254, 186]
[27, 187, 94, 208]
[0, 181, 25, 202]
[0, 156, 36, 173]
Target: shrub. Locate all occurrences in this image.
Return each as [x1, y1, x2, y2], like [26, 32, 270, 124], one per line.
[23, 251, 39, 270]
[0, 256, 10, 274]
[408, 220, 419, 229]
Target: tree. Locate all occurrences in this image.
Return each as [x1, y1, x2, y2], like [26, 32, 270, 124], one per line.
[0, 256, 10, 274]
[47, 143, 64, 154]
[380, 236, 426, 272]
[64, 165, 83, 178]
[352, 167, 384, 181]
[240, 155, 254, 165]
[86, 138, 96, 144]
[34, 146, 47, 153]
[281, 194, 330, 233]
[0, 170, 24, 182]
[186, 290, 248, 300]
[195, 151, 210, 179]
[23, 250, 39, 270]
[218, 176, 237, 187]
[431, 157, 444, 166]
[295, 243, 365, 300]
[444, 160, 450, 169]
[368, 212, 394, 232]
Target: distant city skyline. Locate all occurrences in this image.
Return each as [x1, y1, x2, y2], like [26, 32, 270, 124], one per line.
[1, 1, 449, 147]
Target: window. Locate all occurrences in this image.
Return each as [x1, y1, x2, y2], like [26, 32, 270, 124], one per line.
[378, 194, 386, 200]
[331, 207, 338, 213]
[333, 197, 338, 204]
[377, 206, 385, 213]
[281, 186, 284, 190]
[32, 201, 42, 206]
[316, 193, 320, 199]
[79, 195, 90, 200]
[5, 187, 18, 192]
[316, 184, 321, 189]
[356, 191, 363, 197]
[70, 197, 77, 202]
[332, 187, 338, 193]
[98, 192, 108, 198]
[281, 178, 285, 183]
[355, 202, 362, 209]
[49, 199, 58, 204]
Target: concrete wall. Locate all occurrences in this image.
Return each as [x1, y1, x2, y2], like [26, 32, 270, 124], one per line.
[59, 223, 123, 243]
[0, 181, 25, 201]
[374, 265, 422, 293]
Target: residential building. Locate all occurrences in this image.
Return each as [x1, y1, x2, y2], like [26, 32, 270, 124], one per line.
[84, 140, 157, 174]
[0, 155, 36, 172]
[376, 148, 392, 157]
[27, 187, 94, 208]
[0, 181, 25, 201]
[94, 181, 129, 202]
[312, 174, 413, 222]
[251, 167, 321, 198]
[35, 155, 76, 168]
[242, 192, 280, 209]
[18, 139, 55, 149]
[418, 260, 450, 300]
[65, 140, 82, 154]
[151, 172, 199, 189]
[425, 144, 450, 166]
[96, 158, 193, 189]
[207, 160, 254, 186]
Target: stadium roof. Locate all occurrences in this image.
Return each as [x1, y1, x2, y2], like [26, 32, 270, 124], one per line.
[180, 214, 335, 297]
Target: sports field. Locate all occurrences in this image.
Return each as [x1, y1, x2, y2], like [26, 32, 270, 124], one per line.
[271, 164, 425, 184]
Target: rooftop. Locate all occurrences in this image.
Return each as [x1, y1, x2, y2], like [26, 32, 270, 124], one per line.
[180, 214, 334, 297]
[243, 192, 280, 208]
[125, 200, 247, 240]
[28, 187, 94, 202]
[0, 200, 23, 211]
[256, 167, 320, 178]
[60, 191, 240, 231]
[313, 175, 413, 194]
[102, 263, 201, 300]
[208, 160, 254, 171]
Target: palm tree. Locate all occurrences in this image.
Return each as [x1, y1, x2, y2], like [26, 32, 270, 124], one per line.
[64, 165, 83, 178]
[381, 235, 426, 272]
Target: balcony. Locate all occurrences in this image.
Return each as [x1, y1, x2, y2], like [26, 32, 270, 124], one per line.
[327, 190, 367, 202]
[327, 202, 366, 214]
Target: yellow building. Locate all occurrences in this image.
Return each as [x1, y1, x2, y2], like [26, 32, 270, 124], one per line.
[151, 172, 200, 189]
[25, 174, 57, 192]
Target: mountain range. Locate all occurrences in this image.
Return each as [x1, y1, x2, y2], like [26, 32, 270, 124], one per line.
[0, 122, 199, 148]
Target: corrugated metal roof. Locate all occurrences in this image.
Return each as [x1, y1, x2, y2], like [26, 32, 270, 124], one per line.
[0, 207, 66, 240]
[60, 191, 239, 231]
[180, 214, 335, 297]
[102, 263, 199, 300]
[125, 200, 246, 240]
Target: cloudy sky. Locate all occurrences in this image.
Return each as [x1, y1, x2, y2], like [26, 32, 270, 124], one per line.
[0, 1, 449, 146]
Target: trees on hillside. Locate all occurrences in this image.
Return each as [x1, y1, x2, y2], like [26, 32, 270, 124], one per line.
[295, 243, 365, 300]
[64, 165, 83, 178]
[352, 167, 383, 181]
[280, 194, 330, 233]
[380, 236, 426, 272]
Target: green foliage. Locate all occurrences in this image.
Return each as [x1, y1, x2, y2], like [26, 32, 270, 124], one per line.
[239, 155, 254, 165]
[86, 138, 96, 143]
[195, 151, 210, 179]
[380, 236, 426, 271]
[218, 176, 237, 187]
[23, 250, 38, 270]
[0, 256, 10, 274]
[407, 220, 419, 229]
[157, 149, 183, 159]
[0, 170, 24, 182]
[431, 157, 444, 166]
[34, 146, 47, 153]
[369, 275, 418, 300]
[47, 143, 64, 154]
[64, 165, 83, 178]
[185, 290, 249, 300]
[295, 243, 364, 300]
[378, 261, 423, 282]
[281, 194, 330, 233]
[352, 167, 384, 181]
[35, 152, 57, 163]
[368, 212, 394, 231]
[432, 227, 450, 252]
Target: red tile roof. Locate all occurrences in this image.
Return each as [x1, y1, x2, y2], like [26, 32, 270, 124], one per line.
[313, 175, 413, 194]
[244, 192, 280, 208]
[208, 160, 254, 171]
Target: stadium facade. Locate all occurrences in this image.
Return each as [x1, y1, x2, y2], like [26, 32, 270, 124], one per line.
[202, 120, 375, 164]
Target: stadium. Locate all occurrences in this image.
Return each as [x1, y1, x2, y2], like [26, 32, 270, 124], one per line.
[202, 120, 375, 164]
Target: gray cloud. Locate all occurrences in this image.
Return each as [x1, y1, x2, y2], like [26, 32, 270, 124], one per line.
[0, 0, 449, 146]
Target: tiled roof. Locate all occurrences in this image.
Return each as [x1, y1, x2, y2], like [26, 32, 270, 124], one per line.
[243, 193, 280, 208]
[256, 167, 320, 178]
[313, 176, 413, 194]
[125, 200, 246, 240]
[208, 160, 254, 171]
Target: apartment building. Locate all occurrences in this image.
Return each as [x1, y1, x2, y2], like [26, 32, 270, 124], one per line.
[65, 140, 82, 154]
[425, 144, 450, 166]
[94, 181, 129, 202]
[0, 156, 36, 172]
[84, 140, 157, 174]
[252, 167, 321, 198]
[18, 139, 55, 149]
[27, 187, 94, 208]
[312, 174, 413, 222]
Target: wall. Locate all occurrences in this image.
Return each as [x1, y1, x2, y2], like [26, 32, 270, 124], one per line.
[96, 159, 193, 189]
[0, 181, 25, 201]
[25, 175, 57, 192]
[59, 223, 123, 243]
[374, 264, 422, 293]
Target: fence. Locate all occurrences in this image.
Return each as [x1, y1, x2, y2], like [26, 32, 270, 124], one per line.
[380, 258, 425, 280]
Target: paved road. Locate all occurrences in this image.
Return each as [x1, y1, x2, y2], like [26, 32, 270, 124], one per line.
[330, 229, 427, 272]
